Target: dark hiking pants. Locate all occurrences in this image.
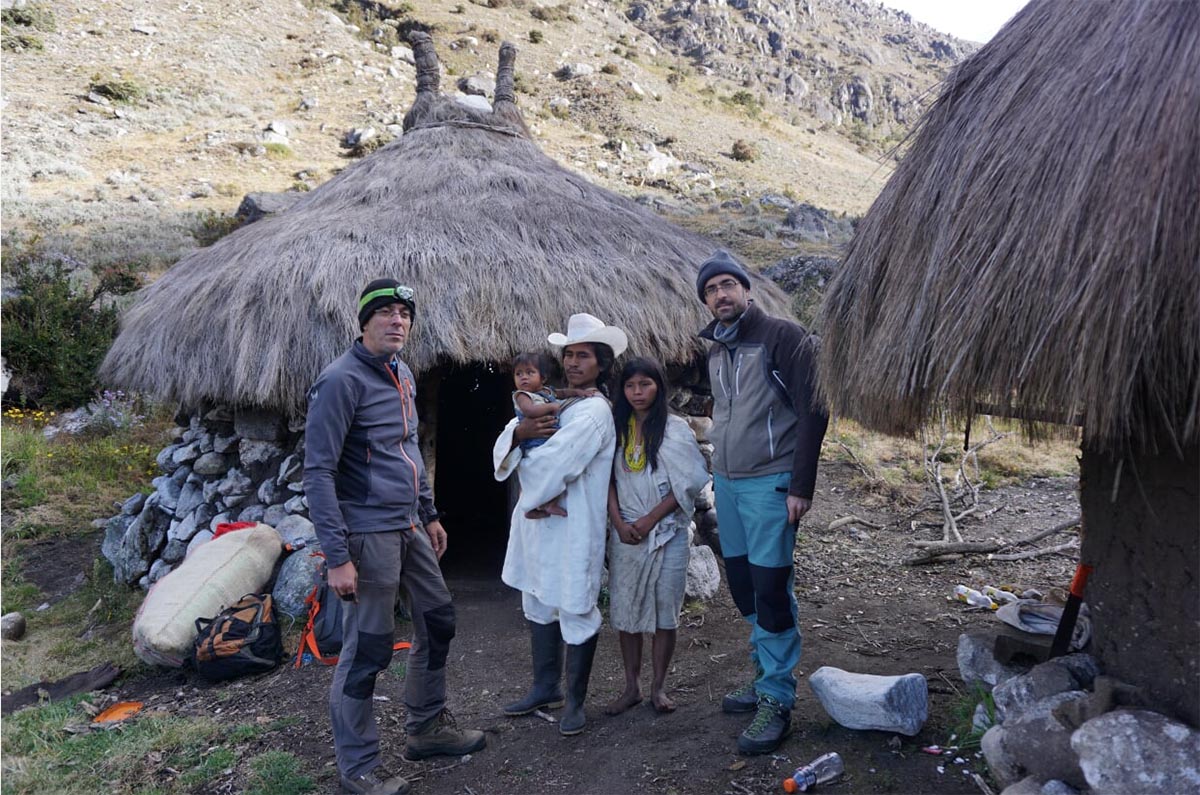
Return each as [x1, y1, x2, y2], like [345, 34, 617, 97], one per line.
[330, 529, 456, 778]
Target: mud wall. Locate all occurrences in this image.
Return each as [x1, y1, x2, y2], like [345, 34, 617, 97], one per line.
[1080, 441, 1200, 726]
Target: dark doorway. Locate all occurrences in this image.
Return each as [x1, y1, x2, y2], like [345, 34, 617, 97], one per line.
[432, 363, 513, 578]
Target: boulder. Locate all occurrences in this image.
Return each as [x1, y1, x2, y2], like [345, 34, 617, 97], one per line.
[257, 478, 279, 506]
[208, 512, 231, 532]
[993, 660, 1080, 722]
[240, 439, 285, 481]
[957, 632, 1028, 690]
[121, 492, 147, 516]
[1072, 709, 1200, 794]
[237, 503, 266, 523]
[101, 513, 136, 564]
[999, 779, 1042, 795]
[186, 529, 214, 557]
[213, 433, 239, 454]
[284, 494, 308, 514]
[1, 612, 27, 641]
[167, 512, 199, 543]
[234, 191, 302, 224]
[1003, 691, 1089, 789]
[216, 468, 253, 499]
[147, 559, 173, 585]
[459, 74, 495, 97]
[171, 442, 202, 465]
[192, 451, 227, 476]
[263, 504, 288, 527]
[161, 537, 188, 564]
[453, 94, 491, 113]
[276, 515, 316, 547]
[156, 443, 182, 473]
[276, 454, 303, 485]
[111, 513, 152, 584]
[174, 481, 204, 519]
[685, 543, 720, 600]
[234, 407, 286, 441]
[272, 544, 324, 618]
[982, 725, 1023, 789]
[808, 667, 928, 735]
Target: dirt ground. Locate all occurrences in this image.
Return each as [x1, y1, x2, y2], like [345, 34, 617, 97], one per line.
[19, 461, 1081, 795]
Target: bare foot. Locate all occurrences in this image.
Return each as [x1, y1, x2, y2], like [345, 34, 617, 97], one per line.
[651, 690, 676, 713]
[524, 508, 549, 519]
[541, 500, 568, 517]
[604, 687, 643, 715]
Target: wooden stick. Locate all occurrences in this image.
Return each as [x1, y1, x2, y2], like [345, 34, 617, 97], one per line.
[989, 540, 1079, 561]
[827, 514, 883, 531]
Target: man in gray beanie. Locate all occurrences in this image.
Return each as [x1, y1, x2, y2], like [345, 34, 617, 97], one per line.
[305, 279, 485, 795]
[695, 250, 829, 756]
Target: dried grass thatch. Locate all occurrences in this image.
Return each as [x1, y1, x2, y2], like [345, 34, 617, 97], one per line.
[817, 0, 1200, 452]
[101, 35, 787, 416]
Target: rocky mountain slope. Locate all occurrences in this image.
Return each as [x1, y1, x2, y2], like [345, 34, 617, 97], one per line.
[0, 0, 971, 273]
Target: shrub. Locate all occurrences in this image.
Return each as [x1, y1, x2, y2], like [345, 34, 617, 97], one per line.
[0, 255, 139, 410]
[192, 210, 242, 246]
[88, 75, 144, 103]
[1, 4, 56, 31]
[263, 142, 293, 159]
[528, 29, 543, 43]
[1, 31, 43, 51]
[530, 3, 573, 23]
[600, 62, 619, 75]
[731, 139, 758, 162]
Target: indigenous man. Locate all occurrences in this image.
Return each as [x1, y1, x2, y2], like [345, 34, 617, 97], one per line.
[696, 251, 829, 755]
[493, 313, 628, 737]
[304, 279, 485, 795]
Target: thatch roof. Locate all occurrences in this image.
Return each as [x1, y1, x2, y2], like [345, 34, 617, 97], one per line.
[817, 0, 1200, 452]
[101, 34, 788, 415]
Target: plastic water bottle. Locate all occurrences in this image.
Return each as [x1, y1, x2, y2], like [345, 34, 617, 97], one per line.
[983, 585, 1019, 605]
[953, 585, 997, 610]
[783, 752, 844, 792]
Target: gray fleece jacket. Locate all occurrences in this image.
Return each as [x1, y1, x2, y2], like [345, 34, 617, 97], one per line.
[303, 340, 437, 568]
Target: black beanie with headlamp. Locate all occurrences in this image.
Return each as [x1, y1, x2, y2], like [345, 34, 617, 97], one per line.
[358, 279, 416, 329]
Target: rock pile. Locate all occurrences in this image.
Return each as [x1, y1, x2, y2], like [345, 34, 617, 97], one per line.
[100, 407, 310, 590]
[957, 633, 1200, 795]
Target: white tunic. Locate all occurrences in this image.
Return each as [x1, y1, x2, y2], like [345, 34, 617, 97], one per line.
[493, 396, 616, 616]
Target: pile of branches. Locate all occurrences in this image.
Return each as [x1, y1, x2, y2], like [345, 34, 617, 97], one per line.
[902, 413, 1080, 565]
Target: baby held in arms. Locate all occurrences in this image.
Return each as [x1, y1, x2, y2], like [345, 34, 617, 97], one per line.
[510, 352, 598, 519]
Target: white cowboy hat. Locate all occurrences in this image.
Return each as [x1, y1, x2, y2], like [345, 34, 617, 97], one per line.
[547, 312, 629, 357]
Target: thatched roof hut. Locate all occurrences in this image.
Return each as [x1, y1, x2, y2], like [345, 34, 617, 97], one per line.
[818, 0, 1199, 452]
[816, 0, 1199, 726]
[100, 34, 788, 417]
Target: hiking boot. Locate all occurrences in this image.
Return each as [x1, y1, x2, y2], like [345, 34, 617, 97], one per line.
[736, 695, 792, 755]
[404, 709, 487, 760]
[503, 620, 565, 716]
[341, 766, 410, 795]
[559, 634, 598, 736]
[721, 681, 758, 714]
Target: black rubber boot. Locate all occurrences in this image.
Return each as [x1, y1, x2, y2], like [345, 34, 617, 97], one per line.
[502, 621, 564, 716]
[559, 633, 598, 736]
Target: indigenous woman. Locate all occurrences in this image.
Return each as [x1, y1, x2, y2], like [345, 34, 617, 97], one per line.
[604, 357, 709, 714]
[493, 313, 628, 736]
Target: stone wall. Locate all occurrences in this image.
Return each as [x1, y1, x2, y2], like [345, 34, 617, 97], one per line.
[101, 406, 309, 588]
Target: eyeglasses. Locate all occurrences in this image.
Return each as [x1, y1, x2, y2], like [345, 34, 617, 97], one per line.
[373, 306, 411, 319]
[703, 278, 742, 298]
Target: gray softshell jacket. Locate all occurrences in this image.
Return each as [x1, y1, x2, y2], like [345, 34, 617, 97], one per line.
[699, 301, 829, 499]
[303, 340, 437, 568]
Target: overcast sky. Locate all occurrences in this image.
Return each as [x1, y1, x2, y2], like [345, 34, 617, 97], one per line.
[877, 0, 1029, 42]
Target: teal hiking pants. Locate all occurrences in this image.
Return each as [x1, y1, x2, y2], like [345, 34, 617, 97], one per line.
[714, 472, 800, 709]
